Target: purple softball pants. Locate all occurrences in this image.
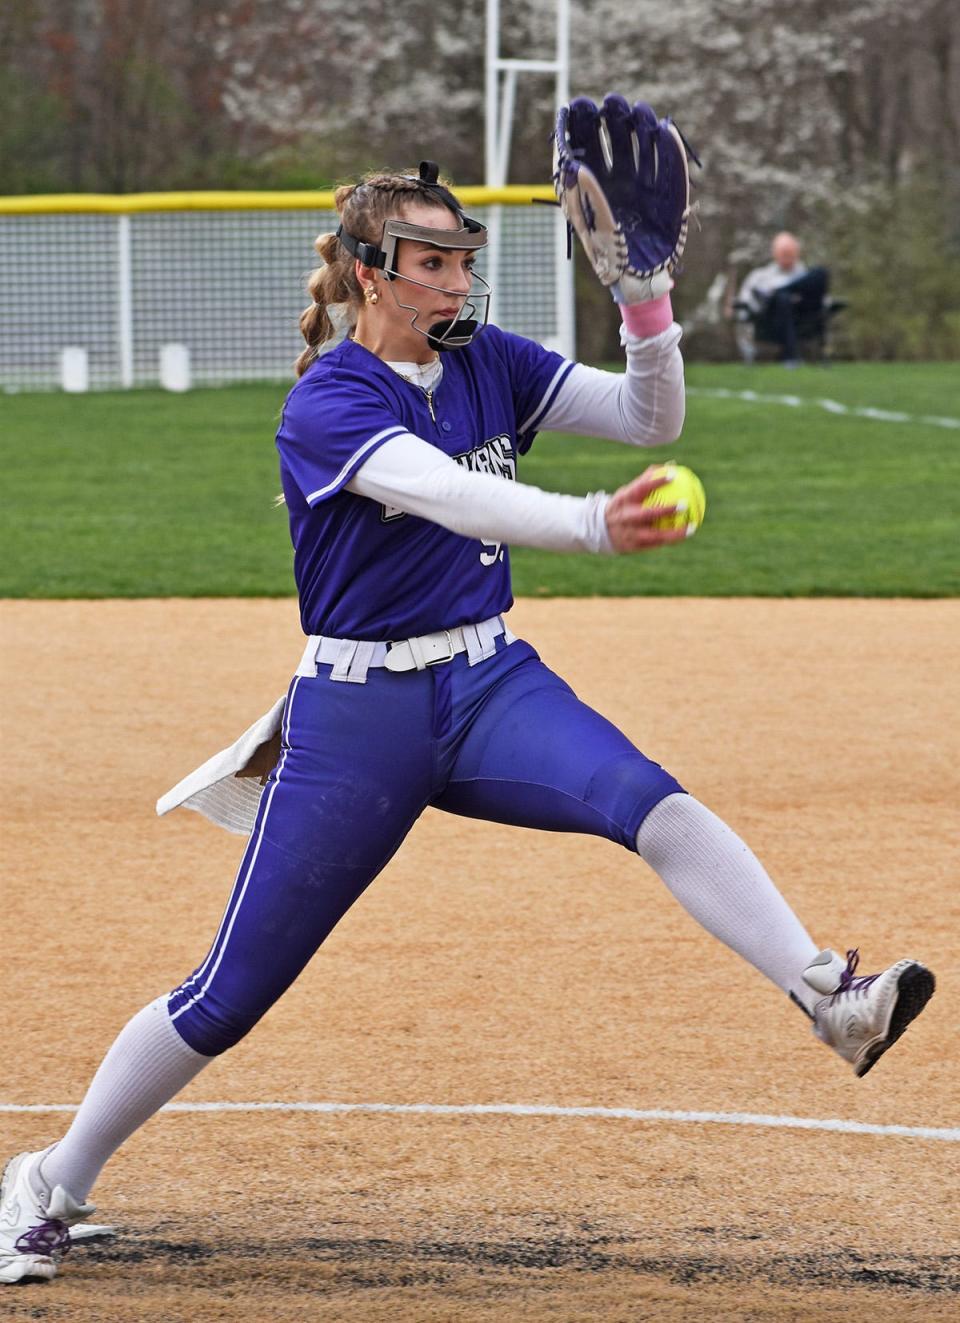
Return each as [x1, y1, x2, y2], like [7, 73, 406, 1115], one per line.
[167, 636, 684, 1055]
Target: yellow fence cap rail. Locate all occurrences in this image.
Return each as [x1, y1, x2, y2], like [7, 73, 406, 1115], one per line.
[0, 185, 556, 216]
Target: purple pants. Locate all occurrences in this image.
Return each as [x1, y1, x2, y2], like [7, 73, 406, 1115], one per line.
[167, 637, 684, 1055]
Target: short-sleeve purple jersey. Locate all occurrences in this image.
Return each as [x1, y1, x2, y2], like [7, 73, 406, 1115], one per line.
[276, 325, 574, 639]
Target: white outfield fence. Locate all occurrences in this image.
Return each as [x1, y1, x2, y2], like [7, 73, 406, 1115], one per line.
[0, 187, 573, 393]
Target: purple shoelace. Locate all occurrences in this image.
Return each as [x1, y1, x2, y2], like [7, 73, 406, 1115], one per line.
[834, 948, 881, 999]
[14, 1219, 72, 1257]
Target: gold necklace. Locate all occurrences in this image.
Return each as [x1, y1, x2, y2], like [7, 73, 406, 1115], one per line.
[396, 364, 442, 421]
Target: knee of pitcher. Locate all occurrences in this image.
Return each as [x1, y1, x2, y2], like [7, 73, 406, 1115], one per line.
[168, 998, 261, 1057]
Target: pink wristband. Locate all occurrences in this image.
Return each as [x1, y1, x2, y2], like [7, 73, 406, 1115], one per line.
[620, 294, 673, 338]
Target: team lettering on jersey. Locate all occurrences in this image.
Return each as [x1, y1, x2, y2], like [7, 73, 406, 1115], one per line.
[453, 433, 516, 482]
[380, 435, 516, 565]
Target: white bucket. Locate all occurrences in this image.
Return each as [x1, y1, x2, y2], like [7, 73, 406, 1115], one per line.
[60, 347, 89, 393]
[160, 344, 192, 392]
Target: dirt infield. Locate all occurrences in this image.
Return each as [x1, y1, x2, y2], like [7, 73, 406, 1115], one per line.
[2, 597, 958, 1321]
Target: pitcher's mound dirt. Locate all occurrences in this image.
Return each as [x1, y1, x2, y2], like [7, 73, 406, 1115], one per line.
[2, 597, 957, 1322]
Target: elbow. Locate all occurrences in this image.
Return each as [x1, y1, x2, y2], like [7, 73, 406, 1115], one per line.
[621, 368, 686, 447]
[630, 403, 686, 448]
[662, 404, 686, 446]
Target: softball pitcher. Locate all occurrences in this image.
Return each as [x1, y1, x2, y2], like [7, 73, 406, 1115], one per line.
[1, 101, 934, 1285]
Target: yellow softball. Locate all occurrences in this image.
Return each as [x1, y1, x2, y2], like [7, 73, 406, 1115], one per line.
[641, 463, 707, 532]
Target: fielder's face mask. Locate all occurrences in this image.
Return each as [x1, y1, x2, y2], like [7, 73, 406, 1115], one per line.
[337, 161, 491, 351]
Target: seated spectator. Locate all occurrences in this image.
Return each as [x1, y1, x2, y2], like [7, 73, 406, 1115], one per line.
[734, 233, 831, 366]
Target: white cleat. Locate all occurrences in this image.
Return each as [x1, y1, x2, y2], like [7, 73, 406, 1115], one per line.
[803, 948, 936, 1078]
[0, 1148, 95, 1284]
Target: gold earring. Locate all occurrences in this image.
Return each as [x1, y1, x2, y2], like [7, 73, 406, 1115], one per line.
[364, 286, 380, 305]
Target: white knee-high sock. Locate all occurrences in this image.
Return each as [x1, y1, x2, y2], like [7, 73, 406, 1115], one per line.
[39, 996, 211, 1202]
[635, 793, 821, 1014]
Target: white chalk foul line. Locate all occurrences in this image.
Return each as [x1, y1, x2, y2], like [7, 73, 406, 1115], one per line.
[2, 1100, 957, 1142]
[686, 386, 960, 431]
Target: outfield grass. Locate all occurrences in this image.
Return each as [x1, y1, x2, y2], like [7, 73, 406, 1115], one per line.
[2, 363, 957, 598]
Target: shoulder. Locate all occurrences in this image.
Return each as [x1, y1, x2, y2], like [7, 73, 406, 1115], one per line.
[465, 324, 565, 375]
[285, 342, 401, 413]
[291, 339, 395, 394]
[460, 322, 512, 367]
[469, 323, 534, 359]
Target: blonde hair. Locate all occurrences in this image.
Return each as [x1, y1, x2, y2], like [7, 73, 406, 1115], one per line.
[295, 169, 463, 377]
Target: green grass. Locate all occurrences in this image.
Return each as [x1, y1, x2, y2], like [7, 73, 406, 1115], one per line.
[1, 363, 958, 598]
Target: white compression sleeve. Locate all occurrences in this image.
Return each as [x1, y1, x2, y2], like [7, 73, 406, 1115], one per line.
[635, 794, 822, 1014]
[347, 432, 613, 554]
[40, 997, 211, 1201]
[536, 323, 686, 447]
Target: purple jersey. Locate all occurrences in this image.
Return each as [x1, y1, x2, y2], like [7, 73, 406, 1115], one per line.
[276, 326, 574, 639]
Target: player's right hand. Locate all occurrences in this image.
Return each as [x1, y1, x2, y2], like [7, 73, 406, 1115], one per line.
[604, 467, 691, 553]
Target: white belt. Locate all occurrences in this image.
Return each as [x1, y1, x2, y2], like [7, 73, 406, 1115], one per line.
[296, 614, 516, 684]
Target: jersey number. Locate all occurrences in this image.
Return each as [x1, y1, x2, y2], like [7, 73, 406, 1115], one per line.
[480, 540, 504, 566]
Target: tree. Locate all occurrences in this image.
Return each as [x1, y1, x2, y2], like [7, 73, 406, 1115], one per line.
[3, 0, 957, 356]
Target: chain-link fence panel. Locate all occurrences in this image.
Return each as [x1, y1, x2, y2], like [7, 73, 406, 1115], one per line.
[0, 194, 569, 392]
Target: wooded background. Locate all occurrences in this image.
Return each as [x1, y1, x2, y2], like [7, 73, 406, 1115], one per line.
[3, 0, 958, 360]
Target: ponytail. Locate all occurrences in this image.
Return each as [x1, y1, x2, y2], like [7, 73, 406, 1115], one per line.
[295, 187, 363, 376]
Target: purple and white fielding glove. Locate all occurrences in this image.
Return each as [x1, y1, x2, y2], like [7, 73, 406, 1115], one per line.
[553, 93, 697, 307]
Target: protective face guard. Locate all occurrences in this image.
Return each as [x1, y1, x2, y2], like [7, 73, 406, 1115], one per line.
[337, 203, 491, 351]
[381, 218, 492, 351]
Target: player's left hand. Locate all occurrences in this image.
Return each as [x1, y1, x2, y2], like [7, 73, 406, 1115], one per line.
[553, 93, 698, 304]
[604, 468, 692, 552]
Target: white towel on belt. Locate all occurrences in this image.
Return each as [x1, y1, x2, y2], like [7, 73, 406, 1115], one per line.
[156, 615, 515, 836]
[156, 695, 285, 836]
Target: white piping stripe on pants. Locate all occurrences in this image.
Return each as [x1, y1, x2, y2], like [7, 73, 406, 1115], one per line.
[170, 676, 302, 1024]
[168, 698, 295, 998]
[170, 776, 276, 1002]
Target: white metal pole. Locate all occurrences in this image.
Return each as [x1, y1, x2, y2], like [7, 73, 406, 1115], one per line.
[117, 214, 134, 388]
[556, 0, 570, 104]
[485, 0, 503, 325]
[485, 0, 574, 351]
[485, 0, 499, 186]
[496, 67, 517, 185]
[554, 0, 575, 359]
